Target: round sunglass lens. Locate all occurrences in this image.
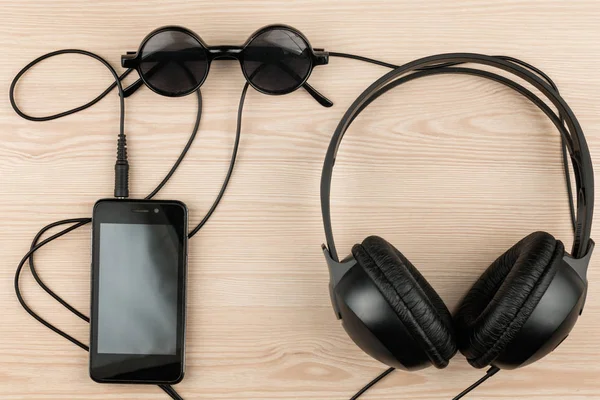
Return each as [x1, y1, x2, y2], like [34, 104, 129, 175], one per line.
[139, 29, 208, 96]
[242, 28, 312, 94]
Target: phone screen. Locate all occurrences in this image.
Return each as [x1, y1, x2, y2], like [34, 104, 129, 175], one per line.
[90, 200, 187, 384]
[98, 223, 179, 355]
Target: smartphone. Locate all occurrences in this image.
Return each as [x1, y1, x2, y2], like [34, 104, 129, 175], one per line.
[90, 199, 187, 384]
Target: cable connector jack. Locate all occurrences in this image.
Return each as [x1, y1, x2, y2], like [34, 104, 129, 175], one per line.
[114, 134, 129, 198]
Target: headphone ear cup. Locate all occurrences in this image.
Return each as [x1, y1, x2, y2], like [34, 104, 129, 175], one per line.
[352, 236, 457, 368]
[454, 231, 564, 368]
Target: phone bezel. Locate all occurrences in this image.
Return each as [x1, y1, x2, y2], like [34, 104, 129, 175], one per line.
[89, 199, 187, 384]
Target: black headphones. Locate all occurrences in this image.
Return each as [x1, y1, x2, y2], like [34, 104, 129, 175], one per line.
[320, 54, 594, 376]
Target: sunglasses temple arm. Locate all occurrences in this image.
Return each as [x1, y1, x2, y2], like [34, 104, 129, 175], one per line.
[268, 57, 332, 107]
[121, 56, 167, 98]
[303, 83, 333, 107]
[245, 56, 333, 107]
[121, 78, 144, 98]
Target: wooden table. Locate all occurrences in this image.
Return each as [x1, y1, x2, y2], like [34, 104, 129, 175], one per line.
[1, 1, 599, 399]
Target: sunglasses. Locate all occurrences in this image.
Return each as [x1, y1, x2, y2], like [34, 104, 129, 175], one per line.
[121, 25, 332, 106]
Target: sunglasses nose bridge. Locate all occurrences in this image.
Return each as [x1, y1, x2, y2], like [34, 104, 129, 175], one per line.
[208, 46, 243, 61]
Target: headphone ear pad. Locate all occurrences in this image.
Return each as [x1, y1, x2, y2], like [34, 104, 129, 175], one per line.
[454, 231, 564, 368]
[352, 236, 457, 368]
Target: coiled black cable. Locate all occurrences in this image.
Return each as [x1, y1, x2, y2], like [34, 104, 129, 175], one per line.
[9, 49, 133, 122]
[11, 51, 247, 400]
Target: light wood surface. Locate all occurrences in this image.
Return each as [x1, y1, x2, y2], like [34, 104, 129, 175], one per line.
[1, 1, 600, 399]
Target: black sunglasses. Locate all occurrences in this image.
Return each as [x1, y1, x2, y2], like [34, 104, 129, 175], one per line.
[121, 25, 332, 106]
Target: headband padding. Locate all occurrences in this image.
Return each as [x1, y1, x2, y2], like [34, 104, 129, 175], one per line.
[352, 236, 457, 368]
[454, 231, 563, 368]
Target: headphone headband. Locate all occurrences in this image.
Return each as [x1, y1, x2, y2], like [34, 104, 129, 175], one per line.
[321, 53, 594, 261]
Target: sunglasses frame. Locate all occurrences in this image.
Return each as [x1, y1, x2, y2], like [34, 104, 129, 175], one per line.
[122, 24, 329, 98]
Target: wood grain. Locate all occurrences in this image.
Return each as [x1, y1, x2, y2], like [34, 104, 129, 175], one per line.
[1, 1, 600, 399]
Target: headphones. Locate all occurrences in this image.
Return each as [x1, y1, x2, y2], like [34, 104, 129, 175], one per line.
[320, 54, 594, 374]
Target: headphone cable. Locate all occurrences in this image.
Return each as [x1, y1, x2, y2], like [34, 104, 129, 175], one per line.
[453, 366, 501, 399]
[349, 367, 395, 400]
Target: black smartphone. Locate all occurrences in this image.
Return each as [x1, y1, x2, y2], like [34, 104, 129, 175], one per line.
[90, 199, 188, 384]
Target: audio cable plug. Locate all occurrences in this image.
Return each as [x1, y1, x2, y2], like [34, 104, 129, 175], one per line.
[114, 133, 129, 198]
